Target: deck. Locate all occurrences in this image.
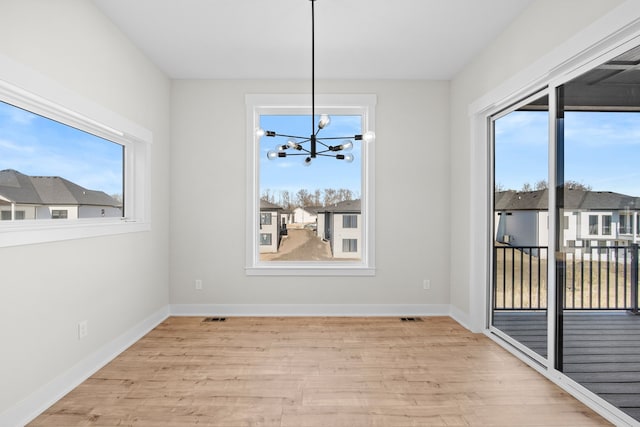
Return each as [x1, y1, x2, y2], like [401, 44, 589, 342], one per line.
[493, 311, 640, 422]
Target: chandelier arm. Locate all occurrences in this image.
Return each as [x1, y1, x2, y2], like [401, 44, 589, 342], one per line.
[315, 152, 341, 158]
[270, 133, 309, 140]
[315, 140, 332, 149]
[281, 152, 310, 157]
[317, 136, 359, 141]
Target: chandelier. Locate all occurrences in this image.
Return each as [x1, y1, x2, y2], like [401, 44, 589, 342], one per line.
[255, 0, 375, 166]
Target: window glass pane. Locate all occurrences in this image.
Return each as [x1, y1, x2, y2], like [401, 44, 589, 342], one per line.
[0, 100, 124, 221]
[602, 215, 611, 235]
[588, 215, 598, 235]
[342, 238, 357, 253]
[343, 215, 357, 228]
[558, 44, 640, 423]
[259, 114, 362, 262]
[492, 94, 549, 360]
[260, 233, 272, 246]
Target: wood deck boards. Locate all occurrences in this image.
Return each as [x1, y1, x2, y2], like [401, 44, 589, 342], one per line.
[28, 316, 611, 426]
[493, 311, 640, 422]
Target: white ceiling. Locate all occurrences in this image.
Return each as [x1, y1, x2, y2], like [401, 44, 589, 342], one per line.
[91, 0, 533, 80]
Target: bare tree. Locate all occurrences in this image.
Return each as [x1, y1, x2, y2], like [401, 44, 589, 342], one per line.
[295, 189, 313, 207]
[323, 188, 337, 206]
[521, 182, 532, 192]
[565, 180, 592, 191]
[280, 190, 291, 210]
[261, 188, 274, 203]
[534, 179, 548, 190]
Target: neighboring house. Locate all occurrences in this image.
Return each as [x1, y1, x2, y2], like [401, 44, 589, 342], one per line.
[259, 199, 283, 253]
[0, 169, 122, 221]
[316, 199, 361, 259]
[292, 206, 317, 225]
[495, 188, 640, 259]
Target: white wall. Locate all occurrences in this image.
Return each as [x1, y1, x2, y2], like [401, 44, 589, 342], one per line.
[449, 0, 624, 322]
[0, 0, 170, 419]
[170, 79, 450, 307]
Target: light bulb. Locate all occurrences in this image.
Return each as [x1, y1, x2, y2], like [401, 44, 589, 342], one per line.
[343, 153, 354, 163]
[287, 138, 299, 149]
[341, 140, 353, 151]
[275, 143, 287, 152]
[363, 131, 375, 142]
[318, 114, 331, 129]
[303, 157, 312, 166]
[256, 127, 265, 138]
[267, 150, 278, 160]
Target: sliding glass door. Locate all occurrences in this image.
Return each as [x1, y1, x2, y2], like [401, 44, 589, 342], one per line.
[490, 43, 640, 423]
[491, 93, 549, 362]
[556, 45, 640, 422]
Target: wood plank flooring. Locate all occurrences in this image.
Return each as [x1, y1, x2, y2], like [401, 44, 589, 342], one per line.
[29, 317, 612, 426]
[493, 311, 640, 422]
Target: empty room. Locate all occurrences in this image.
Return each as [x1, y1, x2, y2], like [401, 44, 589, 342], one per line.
[2, 0, 640, 426]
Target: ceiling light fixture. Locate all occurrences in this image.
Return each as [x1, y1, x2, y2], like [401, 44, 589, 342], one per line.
[256, 0, 375, 166]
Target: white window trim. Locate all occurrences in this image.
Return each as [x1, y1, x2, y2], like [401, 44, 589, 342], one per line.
[0, 53, 151, 248]
[245, 94, 376, 276]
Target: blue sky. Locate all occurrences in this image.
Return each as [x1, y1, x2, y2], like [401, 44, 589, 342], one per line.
[259, 114, 362, 199]
[0, 101, 123, 195]
[495, 110, 640, 197]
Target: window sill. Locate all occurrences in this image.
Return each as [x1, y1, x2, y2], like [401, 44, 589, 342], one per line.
[0, 219, 150, 247]
[246, 263, 375, 277]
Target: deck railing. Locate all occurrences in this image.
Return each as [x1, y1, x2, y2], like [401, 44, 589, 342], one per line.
[494, 244, 640, 312]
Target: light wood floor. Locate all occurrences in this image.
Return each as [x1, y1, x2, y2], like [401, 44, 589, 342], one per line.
[29, 317, 612, 426]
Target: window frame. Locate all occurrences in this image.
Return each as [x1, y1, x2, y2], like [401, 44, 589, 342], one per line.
[245, 94, 376, 276]
[260, 212, 272, 226]
[602, 215, 612, 236]
[0, 54, 151, 248]
[588, 214, 599, 235]
[342, 214, 358, 229]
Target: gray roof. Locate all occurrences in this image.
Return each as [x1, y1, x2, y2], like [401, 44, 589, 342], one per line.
[495, 189, 640, 211]
[260, 199, 282, 210]
[0, 169, 121, 207]
[317, 199, 361, 213]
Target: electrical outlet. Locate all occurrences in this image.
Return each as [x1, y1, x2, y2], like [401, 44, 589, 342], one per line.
[78, 320, 88, 340]
[195, 279, 203, 290]
[423, 279, 431, 290]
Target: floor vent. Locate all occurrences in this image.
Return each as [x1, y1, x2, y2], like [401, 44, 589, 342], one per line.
[400, 317, 423, 322]
[203, 317, 226, 322]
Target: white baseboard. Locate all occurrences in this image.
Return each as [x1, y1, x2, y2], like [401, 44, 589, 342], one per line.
[449, 305, 471, 330]
[169, 303, 452, 317]
[0, 306, 169, 427]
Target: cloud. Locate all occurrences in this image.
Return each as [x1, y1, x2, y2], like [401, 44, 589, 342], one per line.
[0, 138, 35, 153]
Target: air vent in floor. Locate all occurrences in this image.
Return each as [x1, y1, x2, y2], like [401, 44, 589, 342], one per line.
[400, 317, 423, 322]
[203, 317, 226, 322]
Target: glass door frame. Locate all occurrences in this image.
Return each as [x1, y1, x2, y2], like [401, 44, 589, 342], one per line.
[488, 88, 552, 368]
[478, 34, 640, 427]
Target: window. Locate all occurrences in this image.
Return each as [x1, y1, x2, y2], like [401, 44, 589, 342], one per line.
[51, 210, 68, 219]
[1, 210, 25, 220]
[260, 213, 272, 225]
[564, 215, 569, 230]
[343, 215, 357, 228]
[0, 60, 151, 248]
[260, 233, 272, 246]
[589, 215, 599, 235]
[620, 214, 632, 234]
[602, 215, 612, 235]
[342, 239, 358, 253]
[246, 94, 376, 276]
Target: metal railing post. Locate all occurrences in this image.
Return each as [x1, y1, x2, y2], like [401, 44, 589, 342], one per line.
[630, 243, 639, 314]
